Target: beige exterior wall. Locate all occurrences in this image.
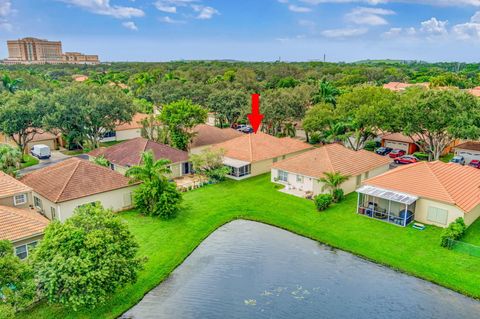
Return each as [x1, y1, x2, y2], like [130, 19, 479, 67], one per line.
[116, 129, 142, 141]
[250, 149, 311, 177]
[12, 234, 44, 250]
[464, 204, 480, 226]
[414, 198, 465, 228]
[455, 148, 480, 165]
[27, 139, 56, 152]
[0, 192, 33, 209]
[272, 164, 390, 196]
[32, 185, 137, 222]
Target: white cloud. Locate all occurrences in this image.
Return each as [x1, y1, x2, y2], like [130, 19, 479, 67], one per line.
[345, 7, 395, 26]
[154, 0, 197, 13]
[159, 16, 186, 24]
[452, 11, 480, 39]
[300, 0, 480, 6]
[122, 21, 138, 30]
[192, 5, 219, 19]
[420, 17, 448, 35]
[321, 27, 368, 37]
[382, 26, 416, 38]
[288, 4, 312, 12]
[0, 0, 12, 31]
[59, 0, 144, 19]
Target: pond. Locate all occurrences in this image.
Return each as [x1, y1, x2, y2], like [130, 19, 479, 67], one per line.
[121, 220, 480, 319]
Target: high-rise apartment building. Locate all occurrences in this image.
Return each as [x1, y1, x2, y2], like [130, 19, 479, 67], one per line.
[3, 37, 99, 65]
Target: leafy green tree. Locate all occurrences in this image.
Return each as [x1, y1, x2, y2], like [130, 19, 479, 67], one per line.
[0, 240, 36, 315]
[395, 88, 480, 160]
[319, 171, 350, 203]
[207, 89, 248, 128]
[0, 91, 47, 154]
[1, 74, 23, 94]
[126, 151, 182, 219]
[159, 99, 207, 150]
[32, 205, 143, 310]
[0, 144, 22, 175]
[46, 84, 136, 149]
[302, 103, 336, 142]
[190, 148, 230, 182]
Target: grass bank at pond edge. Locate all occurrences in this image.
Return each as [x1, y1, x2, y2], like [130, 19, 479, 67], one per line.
[21, 174, 480, 319]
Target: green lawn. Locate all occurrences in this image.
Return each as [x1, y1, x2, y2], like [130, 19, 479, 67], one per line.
[463, 219, 480, 246]
[440, 153, 454, 163]
[22, 175, 480, 319]
[19, 154, 39, 169]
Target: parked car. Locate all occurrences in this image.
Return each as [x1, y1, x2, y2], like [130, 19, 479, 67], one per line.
[375, 147, 393, 156]
[388, 149, 406, 158]
[31, 144, 51, 159]
[450, 155, 465, 165]
[468, 160, 480, 169]
[394, 155, 419, 165]
[236, 124, 253, 133]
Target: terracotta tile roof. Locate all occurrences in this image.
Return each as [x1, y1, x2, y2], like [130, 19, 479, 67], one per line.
[273, 143, 392, 178]
[0, 206, 49, 242]
[0, 171, 32, 199]
[212, 132, 312, 163]
[455, 141, 480, 152]
[381, 132, 420, 143]
[88, 137, 188, 166]
[115, 113, 149, 131]
[190, 124, 243, 149]
[363, 161, 480, 212]
[20, 158, 134, 203]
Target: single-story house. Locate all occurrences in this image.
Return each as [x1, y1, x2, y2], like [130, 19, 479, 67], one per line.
[381, 133, 420, 154]
[72, 74, 89, 82]
[189, 124, 243, 154]
[212, 132, 313, 180]
[454, 141, 480, 165]
[100, 113, 150, 142]
[0, 128, 59, 153]
[271, 143, 392, 197]
[88, 137, 190, 177]
[356, 161, 480, 228]
[0, 205, 49, 259]
[21, 158, 138, 222]
[0, 171, 33, 209]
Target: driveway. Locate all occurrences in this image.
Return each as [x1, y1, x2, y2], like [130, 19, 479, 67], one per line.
[18, 151, 89, 176]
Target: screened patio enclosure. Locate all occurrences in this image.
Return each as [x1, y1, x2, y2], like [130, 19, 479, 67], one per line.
[356, 185, 418, 227]
[223, 157, 251, 179]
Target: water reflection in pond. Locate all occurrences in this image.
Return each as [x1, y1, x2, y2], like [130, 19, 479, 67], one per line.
[122, 220, 480, 319]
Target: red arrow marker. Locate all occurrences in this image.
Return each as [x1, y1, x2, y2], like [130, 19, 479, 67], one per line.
[247, 93, 264, 134]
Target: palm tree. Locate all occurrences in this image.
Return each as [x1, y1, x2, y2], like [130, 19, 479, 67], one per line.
[125, 150, 172, 184]
[319, 171, 350, 201]
[1, 74, 23, 94]
[0, 144, 22, 176]
[312, 79, 340, 107]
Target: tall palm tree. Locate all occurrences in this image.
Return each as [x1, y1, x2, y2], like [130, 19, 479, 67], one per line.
[125, 150, 172, 184]
[0, 144, 22, 176]
[1, 74, 23, 94]
[312, 79, 340, 107]
[319, 171, 350, 194]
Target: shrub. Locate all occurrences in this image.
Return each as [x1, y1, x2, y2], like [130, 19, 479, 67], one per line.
[332, 188, 345, 203]
[413, 152, 429, 161]
[440, 218, 467, 248]
[309, 132, 321, 145]
[364, 140, 378, 151]
[314, 194, 333, 211]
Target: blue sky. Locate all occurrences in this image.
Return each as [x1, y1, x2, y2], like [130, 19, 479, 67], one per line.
[0, 0, 480, 62]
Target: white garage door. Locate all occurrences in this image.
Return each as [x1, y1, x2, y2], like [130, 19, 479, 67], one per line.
[385, 141, 409, 152]
[457, 151, 480, 164]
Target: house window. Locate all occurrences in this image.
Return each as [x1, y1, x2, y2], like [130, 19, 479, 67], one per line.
[278, 170, 288, 182]
[34, 196, 43, 210]
[101, 131, 116, 138]
[14, 193, 27, 206]
[296, 175, 304, 183]
[15, 241, 37, 260]
[427, 206, 448, 225]
[51, 207, 57, 220]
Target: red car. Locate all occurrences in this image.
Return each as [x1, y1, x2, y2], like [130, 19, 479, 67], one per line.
[469, 160, 480, 169]
[389, 149, 406, 158]
[394, 155, 419, 165]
